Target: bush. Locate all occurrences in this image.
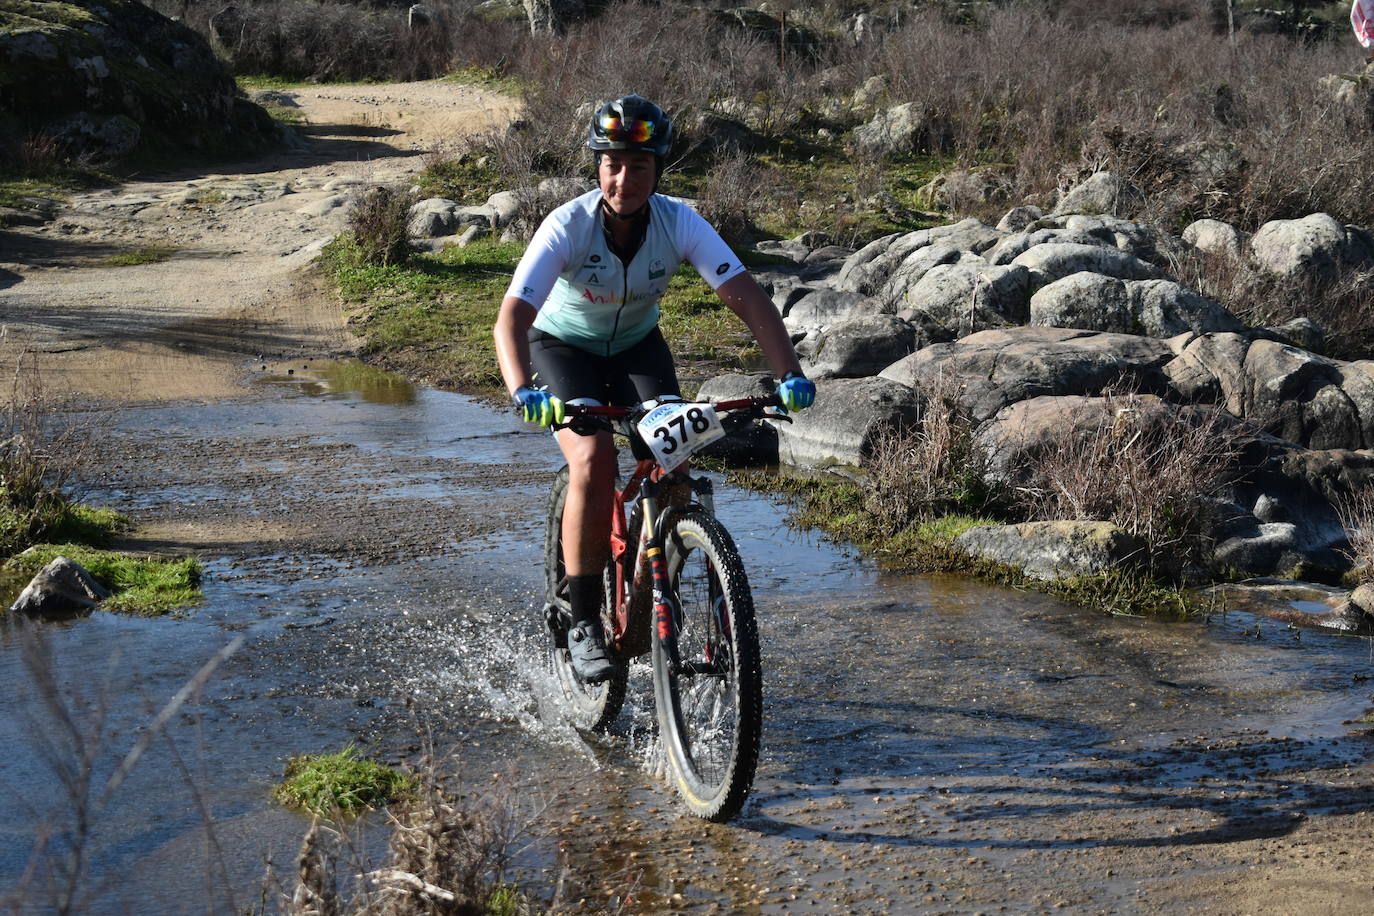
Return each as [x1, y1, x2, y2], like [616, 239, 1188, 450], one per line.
[1008, 392, 1243, 572]
[347, 185, 416, 268]
[861, 372, 999, 530]
[0, 362, 97, 557]
[1337, 486, 1374, 584]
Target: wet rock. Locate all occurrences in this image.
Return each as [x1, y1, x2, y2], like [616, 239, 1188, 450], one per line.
[953, 520, 1148, 581]
[881, 327, 1174, 424]
[697, 373, 778, 465]
[9, 557, 109, 618]
[776, 377, 921, 468]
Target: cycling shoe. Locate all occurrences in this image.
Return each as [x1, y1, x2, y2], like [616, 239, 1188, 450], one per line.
[567, 620, 623, 684]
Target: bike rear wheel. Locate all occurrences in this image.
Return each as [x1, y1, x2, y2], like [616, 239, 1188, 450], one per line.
[652, 510, 762, 821]
[545, 465, 627, 732]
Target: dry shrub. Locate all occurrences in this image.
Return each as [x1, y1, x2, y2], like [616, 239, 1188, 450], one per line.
[1171, 247, 1374, 357]
[1010, 392, 1243, 569]
[694, 148, 773, 247]
[347, 186, 416, 268]
[0, 356, 97, 555]
[862, 372, 995, 530]
[1336, 485, 1374, 584]
[280, 754, 542, 915]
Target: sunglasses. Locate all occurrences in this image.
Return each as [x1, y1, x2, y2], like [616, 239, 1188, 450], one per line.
[599, 114, 656, 143]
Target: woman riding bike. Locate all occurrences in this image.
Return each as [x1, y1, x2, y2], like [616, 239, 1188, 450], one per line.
[493, 94, 815, 684]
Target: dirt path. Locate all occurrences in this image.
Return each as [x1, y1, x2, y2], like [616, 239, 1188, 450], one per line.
[0, 80, 514, 402]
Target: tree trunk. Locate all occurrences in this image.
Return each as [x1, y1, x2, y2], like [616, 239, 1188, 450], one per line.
[522, 0, 586, 35]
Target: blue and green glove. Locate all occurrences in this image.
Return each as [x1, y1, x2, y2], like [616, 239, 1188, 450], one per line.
[513, 386, 565, 427]
[776, 371, 816, 412]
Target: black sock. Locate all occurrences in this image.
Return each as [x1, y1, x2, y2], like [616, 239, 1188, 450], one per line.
[567, 574, 603, 627]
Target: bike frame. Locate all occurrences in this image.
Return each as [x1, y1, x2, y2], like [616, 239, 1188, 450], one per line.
[562, 397, 777, 667]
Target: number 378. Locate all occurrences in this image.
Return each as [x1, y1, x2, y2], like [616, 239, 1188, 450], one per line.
[652, 406, 713, 455]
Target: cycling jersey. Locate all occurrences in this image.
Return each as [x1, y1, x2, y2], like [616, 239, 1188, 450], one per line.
[505, 190, 747, 356]
[1357, 0, 1374, 49]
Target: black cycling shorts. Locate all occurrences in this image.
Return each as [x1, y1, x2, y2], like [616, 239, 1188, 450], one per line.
[528, 327, 681, 406]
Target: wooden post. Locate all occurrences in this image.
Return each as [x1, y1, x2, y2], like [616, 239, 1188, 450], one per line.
[1227, 0, 1236, 46]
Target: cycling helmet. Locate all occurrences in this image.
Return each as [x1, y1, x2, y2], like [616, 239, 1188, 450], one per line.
[587, 95, 673, 159]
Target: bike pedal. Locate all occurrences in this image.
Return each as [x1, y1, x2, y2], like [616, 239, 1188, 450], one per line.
[543, 602, 569, 649]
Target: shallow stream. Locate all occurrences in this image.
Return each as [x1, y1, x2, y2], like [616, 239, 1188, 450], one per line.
[2, 367, 1372, 913]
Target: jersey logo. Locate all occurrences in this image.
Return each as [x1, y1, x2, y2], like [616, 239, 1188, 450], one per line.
[581, 288, 622, 305]
[584, 272, 602, 285]
[716, 262, 732, 276]
[521, 286, 535, 296]
[590, 254, 602, 263]
[649, 258, 666, 279]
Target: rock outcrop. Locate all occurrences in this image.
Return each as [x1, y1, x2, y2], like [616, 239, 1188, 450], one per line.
[0, 0, 277, 163]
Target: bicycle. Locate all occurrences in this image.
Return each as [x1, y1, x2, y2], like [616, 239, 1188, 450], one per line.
[541, 394, 789, 822]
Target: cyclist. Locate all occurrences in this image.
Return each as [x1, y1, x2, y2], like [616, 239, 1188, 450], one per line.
[493, 94, 816, 684]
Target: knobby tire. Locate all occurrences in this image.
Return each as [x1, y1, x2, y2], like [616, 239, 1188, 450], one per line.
[653, 510, 763, 822]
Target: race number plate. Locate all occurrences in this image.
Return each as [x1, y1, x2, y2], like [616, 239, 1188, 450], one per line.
[637, 402, 725, 473]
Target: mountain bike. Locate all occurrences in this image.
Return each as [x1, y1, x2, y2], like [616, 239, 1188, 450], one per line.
[541, 394, 788, 822]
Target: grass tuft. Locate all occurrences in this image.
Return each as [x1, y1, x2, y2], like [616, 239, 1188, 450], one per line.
[4, 544, 201, 616]
[273, 745, 415, 817]
[97, 246, 178, 267]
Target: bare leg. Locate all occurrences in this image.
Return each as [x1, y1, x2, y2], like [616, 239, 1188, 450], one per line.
[556, 426, 617, 577]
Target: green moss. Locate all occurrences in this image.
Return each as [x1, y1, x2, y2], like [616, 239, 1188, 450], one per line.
[272, 746, 415, 817]
[4, 543, 201, 616]
[97, 246, 177, 267]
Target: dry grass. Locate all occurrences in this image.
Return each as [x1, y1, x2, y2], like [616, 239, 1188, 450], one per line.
[0, 355, 100, 557]
[862, 372, 997, 530]
[1009, 392, 1243, 571]
[276, 749, 545, 915]
[1337, 486, 1374, 584]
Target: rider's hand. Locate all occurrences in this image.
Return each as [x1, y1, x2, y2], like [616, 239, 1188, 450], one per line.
[776, 371, 816, 412]
[512, 386, 565, 427]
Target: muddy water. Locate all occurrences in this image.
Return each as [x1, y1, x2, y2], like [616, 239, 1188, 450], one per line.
[2, 367, 1373, 914]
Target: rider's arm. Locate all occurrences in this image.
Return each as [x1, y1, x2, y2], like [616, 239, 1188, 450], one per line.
[713, 273, 802, 379]
[495, 211, 572, 396]
[495, 296, 539, 396]
[673, 203, 802, 378]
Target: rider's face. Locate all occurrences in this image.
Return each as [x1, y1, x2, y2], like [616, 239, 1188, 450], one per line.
[598, 150, 657, 217]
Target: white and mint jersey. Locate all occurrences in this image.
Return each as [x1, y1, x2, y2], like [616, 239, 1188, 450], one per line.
[505, 190, 747, 356]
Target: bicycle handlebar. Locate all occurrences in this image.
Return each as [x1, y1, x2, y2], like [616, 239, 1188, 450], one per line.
[561, 394, 784, 419]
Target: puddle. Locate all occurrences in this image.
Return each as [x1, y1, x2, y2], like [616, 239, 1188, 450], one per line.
[3, 369, 1373, 912]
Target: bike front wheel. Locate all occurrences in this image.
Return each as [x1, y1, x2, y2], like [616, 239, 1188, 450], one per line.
[546, 465, 627, 733]
[652, 510, 762, 822]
